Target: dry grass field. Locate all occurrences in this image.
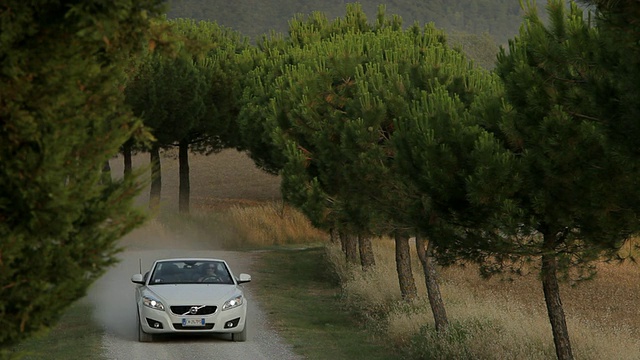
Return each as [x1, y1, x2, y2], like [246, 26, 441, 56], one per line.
[109, 148, 327, 248]
[112, 149, 640, 359]
[328, 239, 640, 359]
[109, 148, 283, 211]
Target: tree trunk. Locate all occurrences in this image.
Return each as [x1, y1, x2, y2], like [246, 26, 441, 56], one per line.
[395, 232, 417, 301]
[542, 232, 574, 360]
[341, 231, 359, 265]
[339, 229, 348, 254]
[358, 234, 375, 270]
[178, 140, 190, 214]
[329, 228, 340, 244]
[123, 140, 133, 177]
[416, 234, 449, 332]
[149, 145, 161, 210]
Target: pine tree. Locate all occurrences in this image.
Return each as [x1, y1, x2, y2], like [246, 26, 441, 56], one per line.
[393, 70, 509, 331]
[494, 2, 640, 356]
[273, 6, 500, 328]
[125, 49, 207, 211]
[0, 0, 165, 352]
[396, 1, 640, 358]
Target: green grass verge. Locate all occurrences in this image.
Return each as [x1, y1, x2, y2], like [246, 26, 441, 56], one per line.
[251, 246, 399, 360]
[8, 301, 103, 360]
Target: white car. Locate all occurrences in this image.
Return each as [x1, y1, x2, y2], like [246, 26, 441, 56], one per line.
[131, 258, 251, 342]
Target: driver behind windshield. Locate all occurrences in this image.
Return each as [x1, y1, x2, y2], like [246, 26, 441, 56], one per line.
[198, 263, 220, 282]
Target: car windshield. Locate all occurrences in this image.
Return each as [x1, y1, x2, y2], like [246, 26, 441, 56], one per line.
[149, 260, 234, 285]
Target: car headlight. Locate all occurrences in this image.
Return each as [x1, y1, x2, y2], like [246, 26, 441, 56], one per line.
[222, 294, 243, 311]
[142, 295, 165, 311]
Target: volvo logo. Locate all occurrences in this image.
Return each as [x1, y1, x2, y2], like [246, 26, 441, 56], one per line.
[183, 305, 206, 316]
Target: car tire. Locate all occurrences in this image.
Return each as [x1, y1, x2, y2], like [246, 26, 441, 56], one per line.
[231, 324, 247, 342]
[137, 308, 153, 343]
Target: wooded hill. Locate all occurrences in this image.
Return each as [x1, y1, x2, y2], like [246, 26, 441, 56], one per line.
[165, 0, 545, 46]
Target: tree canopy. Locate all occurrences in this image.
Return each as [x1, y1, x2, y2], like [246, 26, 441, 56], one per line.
[125, 18, 247, 211]
[0, 0, 165, 352]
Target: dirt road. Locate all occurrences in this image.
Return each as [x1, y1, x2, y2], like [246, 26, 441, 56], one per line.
[86, 221, 301, 360]
[84, 149, 297, 359]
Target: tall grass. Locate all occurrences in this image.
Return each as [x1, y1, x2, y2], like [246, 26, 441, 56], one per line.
[324, 237, 640, 360]
[190, 200, 327, 248]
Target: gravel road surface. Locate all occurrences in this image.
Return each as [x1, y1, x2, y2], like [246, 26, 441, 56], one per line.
[86, 220, 302, 360]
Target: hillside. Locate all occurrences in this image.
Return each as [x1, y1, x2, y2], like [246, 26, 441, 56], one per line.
[164, 0, 544, 46]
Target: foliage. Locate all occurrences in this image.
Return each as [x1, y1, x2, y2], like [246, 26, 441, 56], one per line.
[583, 0, 640, 158]
[166, 1, 504, 70]
[125, 48, 207, 148]
[394, 0, 640, 281]
[283, 29, 431, 229]
[492, 0, 640, 272]
[235, 43, 286, 174]
[0, 0, 165, 353]
[236, 2, 500, 176]
[125, 18, 248, 152]
[264, 4, 502, 253]
[273, 6, 403, 233]
[169, 19, 249, 152]
[235, 7, 500, 261]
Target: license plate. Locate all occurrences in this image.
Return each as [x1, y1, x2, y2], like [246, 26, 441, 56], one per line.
[182, 318, 205, 327]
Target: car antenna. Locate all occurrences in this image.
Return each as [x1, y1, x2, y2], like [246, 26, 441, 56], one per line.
[139, 258, 142, 274]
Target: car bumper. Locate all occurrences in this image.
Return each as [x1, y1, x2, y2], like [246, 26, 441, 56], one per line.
[137, 303, 247, 334]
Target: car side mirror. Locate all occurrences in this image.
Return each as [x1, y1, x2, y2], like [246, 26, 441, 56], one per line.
[237, 273, 251, 284]
[131, 274, 145, 284]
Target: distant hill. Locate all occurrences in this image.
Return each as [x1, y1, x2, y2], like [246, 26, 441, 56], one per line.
[165, 0, 543, 46]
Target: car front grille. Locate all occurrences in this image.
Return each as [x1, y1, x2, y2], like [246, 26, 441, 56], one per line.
[170, 305, 217, 315]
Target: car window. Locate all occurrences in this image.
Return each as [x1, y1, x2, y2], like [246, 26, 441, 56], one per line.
[150, 262, 182, 284]
[149, 261, 234, 285]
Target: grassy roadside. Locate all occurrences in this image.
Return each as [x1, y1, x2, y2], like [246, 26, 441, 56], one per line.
[9, 301, 102, 360]
[251, 246, 398, 360]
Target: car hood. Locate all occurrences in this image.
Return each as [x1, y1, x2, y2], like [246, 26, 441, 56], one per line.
[146, 284, 241, 305]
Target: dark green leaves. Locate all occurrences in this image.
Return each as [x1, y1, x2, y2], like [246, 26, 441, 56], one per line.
[1, 0, 164, 351]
